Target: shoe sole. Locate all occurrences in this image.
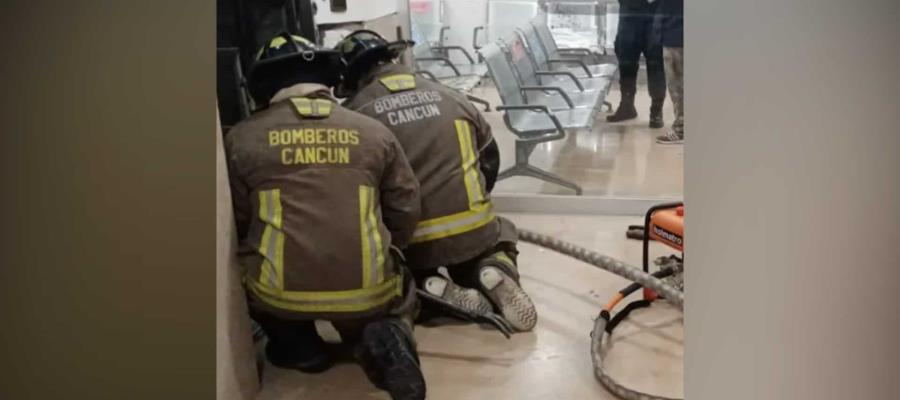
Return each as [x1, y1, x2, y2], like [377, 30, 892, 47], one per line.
[479, 268, 538, 332]
[359, 323, 426, 400]
[424, 276, 493, 316]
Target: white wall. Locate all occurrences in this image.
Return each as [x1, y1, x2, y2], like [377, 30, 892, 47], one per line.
[217, 109, 260, 400]
[313, 0, 398, 24]
[686, 1, 900, 399]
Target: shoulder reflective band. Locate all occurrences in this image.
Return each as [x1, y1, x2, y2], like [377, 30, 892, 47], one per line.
[257, 189, 284, 290]
[359, 185, 385, 288]
[290, 98, 333, 118]
[269, 35, 313, 50]
[247, 274, 403, 313]
[379, 74, 417, 92]
[410, 120, 495, 244]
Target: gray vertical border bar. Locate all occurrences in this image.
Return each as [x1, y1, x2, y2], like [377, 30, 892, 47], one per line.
[686, 1, 900, 399]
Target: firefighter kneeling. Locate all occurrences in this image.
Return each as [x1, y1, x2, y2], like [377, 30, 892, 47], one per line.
[226, 34, 425, 400]
[335, 31, 538, 332]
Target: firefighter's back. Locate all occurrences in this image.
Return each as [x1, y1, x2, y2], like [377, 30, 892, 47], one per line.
[227, 97, 405, 320]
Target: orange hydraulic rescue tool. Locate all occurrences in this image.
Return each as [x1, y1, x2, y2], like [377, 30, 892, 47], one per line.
[642, 202, 683, 300]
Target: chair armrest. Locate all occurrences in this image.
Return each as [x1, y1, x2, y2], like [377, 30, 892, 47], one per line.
[547, 58, 593, 77]
[431, 45, 476, 64]
[414, 57, 462, 76]
[473, 26, 485, 50]
[414, 70, 439, 81]
[495, 104, 566, 141]
[521, 86, 575, 109]
[535, 71, 585, 91]
[558, 48, 593, 55]
[439, 26, 451, 46]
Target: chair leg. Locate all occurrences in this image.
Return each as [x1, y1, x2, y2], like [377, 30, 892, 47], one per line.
[521, 165, 583, 195]
[496, 142, 583, 195]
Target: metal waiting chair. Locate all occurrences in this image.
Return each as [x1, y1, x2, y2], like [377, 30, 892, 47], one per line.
[522, 19, 617, 80]
[504, 30, 609, 111]
[411, 21, 489, 79]
[480, 42, 594, 195]
[414, 69, 491, 111]
[520, 24, 618, 110]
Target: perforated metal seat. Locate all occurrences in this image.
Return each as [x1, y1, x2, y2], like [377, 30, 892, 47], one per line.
[507, 106, 595, 134]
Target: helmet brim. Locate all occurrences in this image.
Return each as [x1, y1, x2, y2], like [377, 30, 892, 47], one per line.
[342, 40, 415, 86]
[247, 50, 343, 104]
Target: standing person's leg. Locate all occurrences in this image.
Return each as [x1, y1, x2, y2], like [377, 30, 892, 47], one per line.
[657, 46, 684, 144]
[643, 22, 668, 129]
[608, 20, 641, 122]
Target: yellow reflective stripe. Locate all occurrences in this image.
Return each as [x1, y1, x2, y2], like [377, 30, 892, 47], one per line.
[248, 274, 403, 313]
[494, 252, 514, 268]
[455, 120, 475, 204]
[257, 190, 283, 290]
[269, 36, 288, 49]
[291, 98, 313, 116]
[291, 98, 333, 118]
[359, 186, 385, 288]
[314, 99, 333, 116]
[410, 202, 495, 243]
[368, 188, 385, 284]
[379, 74, 417, 92]
[359, 186, 372, 287]
[463, 122, 485, 202]
[271, 189, 283, 229]
[455, 119, 484, 205]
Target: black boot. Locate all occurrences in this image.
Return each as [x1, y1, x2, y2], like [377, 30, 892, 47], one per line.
[355, 319, 426, 400]
[649, 99, 664, 129]
[264, 332, 333, 374]
[606, 91, 638, 123]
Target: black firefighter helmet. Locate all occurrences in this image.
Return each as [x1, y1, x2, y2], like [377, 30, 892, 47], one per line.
[334, 30, 414, 94]
[246, 32, 343, 104]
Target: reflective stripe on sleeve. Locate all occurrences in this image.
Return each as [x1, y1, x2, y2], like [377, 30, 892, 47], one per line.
[257, 189, 284, 290]
[359, 186, 385, 288]
[410, 120, 495, 244]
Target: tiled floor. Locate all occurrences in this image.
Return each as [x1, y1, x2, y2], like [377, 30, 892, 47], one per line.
[256, 213, 684, 400]
[471, 83, 684, 198]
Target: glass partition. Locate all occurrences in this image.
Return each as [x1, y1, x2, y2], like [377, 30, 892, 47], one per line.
[406, 0, 683, 205]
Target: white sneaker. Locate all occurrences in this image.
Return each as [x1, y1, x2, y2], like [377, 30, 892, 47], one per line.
[478, 267, 538, 331]
[656, 129, 684, 144]
[423, 276, 493, 316]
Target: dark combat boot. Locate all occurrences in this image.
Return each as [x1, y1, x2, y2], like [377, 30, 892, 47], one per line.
[649, 99, 664, 129]
[606, 91, 638, 123]
[355, 318, 426, 400]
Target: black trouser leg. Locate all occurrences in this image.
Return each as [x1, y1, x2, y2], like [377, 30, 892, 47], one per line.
[251, 309, 333, 373]
[643, 34, 667, 103]
[614, 32, 641, 97]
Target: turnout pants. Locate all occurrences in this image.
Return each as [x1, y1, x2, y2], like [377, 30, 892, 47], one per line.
[250, 256, 420, 362]
[614, 17, 667, 101]
[414, 216, 521, 291]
